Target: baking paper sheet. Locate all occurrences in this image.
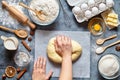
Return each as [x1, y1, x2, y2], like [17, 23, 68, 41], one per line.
[35, 30, 90, 78]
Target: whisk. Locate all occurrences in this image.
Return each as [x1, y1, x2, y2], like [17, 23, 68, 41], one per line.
[59, 0, 72, 28]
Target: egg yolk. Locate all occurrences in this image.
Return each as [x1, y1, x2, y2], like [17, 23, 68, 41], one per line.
[93, 23, 101, 31]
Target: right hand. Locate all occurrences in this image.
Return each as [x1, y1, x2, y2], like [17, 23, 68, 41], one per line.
[54, 35, 72, 58]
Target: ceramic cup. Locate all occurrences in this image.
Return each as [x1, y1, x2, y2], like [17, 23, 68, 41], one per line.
[0, 36, 19, 50]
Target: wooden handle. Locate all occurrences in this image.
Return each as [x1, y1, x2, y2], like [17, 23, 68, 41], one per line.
[19, 2, 35, 12]
[105, 34, 117, 41]
[105, 40, 120, 49]
[17, 68, 27, 80]
[27, 20, 36, 30]
[0, 26, 14, 32]
[2, 1, 28, 23]
[1, 1, 9, 8]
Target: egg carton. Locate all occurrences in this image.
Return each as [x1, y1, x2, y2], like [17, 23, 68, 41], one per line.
[71, 0, 114, 23]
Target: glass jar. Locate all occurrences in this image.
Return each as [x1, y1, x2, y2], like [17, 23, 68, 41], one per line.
[14, 51, 32, 67]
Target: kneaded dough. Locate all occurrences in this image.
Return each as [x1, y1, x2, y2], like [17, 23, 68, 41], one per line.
[47, 37, 82, 63]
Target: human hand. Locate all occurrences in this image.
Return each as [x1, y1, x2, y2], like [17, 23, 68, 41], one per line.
[54, 35, 72, 58]
[32, 57, 53, 80]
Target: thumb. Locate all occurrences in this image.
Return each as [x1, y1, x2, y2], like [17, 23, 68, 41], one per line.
[46, 70, 53, 80]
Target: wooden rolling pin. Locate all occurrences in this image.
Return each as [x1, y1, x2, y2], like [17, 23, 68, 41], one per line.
[2, 1, 36, 30]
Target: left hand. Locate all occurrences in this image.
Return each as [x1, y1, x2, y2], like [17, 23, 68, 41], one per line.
[32, 57, 53, 80]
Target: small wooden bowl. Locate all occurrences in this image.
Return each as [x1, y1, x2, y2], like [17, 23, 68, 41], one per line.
[5, 66, 16, 78]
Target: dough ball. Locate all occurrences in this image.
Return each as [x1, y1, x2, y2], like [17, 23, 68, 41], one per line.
[47, 37, 82, 63]
[88, 0, 95, 7]
[85, 10, 92, 18]
[81, 3, 88, 11]
[106, 0, 114, 7]
[72, 6, 82, 15]
[99, 3, 106, 11]
[92, 7, 99, 15]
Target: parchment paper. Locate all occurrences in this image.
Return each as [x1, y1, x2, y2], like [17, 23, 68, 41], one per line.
[35, 30, 90, 78]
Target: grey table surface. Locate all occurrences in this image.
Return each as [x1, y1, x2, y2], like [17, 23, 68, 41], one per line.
[0, 0, 120, 80]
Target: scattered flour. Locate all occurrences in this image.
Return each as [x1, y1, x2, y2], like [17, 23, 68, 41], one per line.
[30, 0, 59, 24]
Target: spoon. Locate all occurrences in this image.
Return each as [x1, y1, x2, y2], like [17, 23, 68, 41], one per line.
[19, 2, 46, 21]
[0, 26, 28, 39]
[96, 34, 117, 45]
[96, 40, 120, 54]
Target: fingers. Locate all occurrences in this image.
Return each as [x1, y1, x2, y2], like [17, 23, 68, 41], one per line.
[56, 35, 62, 47]
[33, 57, 47, 70]
[56, 35, 71, 45]
[42, 58, 46, 71]
[46, 70, 53, 80]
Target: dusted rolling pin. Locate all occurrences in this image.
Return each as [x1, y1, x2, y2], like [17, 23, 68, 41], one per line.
[1, 1, 36, 30]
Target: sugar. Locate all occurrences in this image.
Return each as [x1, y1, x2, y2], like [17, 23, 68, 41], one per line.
[98, 55, 119, 77]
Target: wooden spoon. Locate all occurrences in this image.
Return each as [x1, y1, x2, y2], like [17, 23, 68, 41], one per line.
[0, 26, 28, 39]
[19, 2, 46, 21]
[96, 34, 117, 45]
[96, 40, 120, 54]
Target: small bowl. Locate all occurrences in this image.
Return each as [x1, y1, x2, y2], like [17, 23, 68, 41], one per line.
[98, 54, 120, 79]
[5, 66, 16, 78]
[88, 17, 106, 36]
[28, 0, 60, 26]
[14, 51, 32, 67]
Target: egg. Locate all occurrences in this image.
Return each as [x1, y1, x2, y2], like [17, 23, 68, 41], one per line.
[92, 7, 99, 15]
[99, 3, 106, 11]
[88, 0, 95, 7]
[85, 10, 92, 18]
[81, 3, 88, 11]
[106, 0, 114, 7]
[72, 6, 82, 15]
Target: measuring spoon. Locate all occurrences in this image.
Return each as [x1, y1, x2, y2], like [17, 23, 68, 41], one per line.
[0, 26, 28, 39]
[96, 34, 117, 45]
[19, 2, 46, 21]
[96, 40, 120, 54]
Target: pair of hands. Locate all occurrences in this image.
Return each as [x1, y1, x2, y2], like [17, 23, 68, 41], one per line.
[32, 35, 72, 80]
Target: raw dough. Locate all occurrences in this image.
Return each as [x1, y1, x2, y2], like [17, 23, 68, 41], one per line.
[47, 37, 82, 63]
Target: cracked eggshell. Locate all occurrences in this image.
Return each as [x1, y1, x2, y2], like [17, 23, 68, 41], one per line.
[85, 10, 92, 18]
[88, 0, 95, 7]
[106, 0, 114, 7]
[99, 3, 107, 11]
[81, 3, 88, 11]
[72, 6, 82, 15]
[92, 7, 99, 15]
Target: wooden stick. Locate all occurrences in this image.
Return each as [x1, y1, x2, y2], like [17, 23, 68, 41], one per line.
[17, 68, 27, 80]
[21, 40, 31, 51]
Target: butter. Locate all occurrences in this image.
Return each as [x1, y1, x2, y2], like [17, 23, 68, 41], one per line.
[108, 13, 118, 19]
[106, 13, 118, 27]
[107, 22, 118, 27]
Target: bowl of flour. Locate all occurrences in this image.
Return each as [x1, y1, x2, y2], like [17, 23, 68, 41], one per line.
[98, 54, 120, 79]
[29, 0, 59, 26]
